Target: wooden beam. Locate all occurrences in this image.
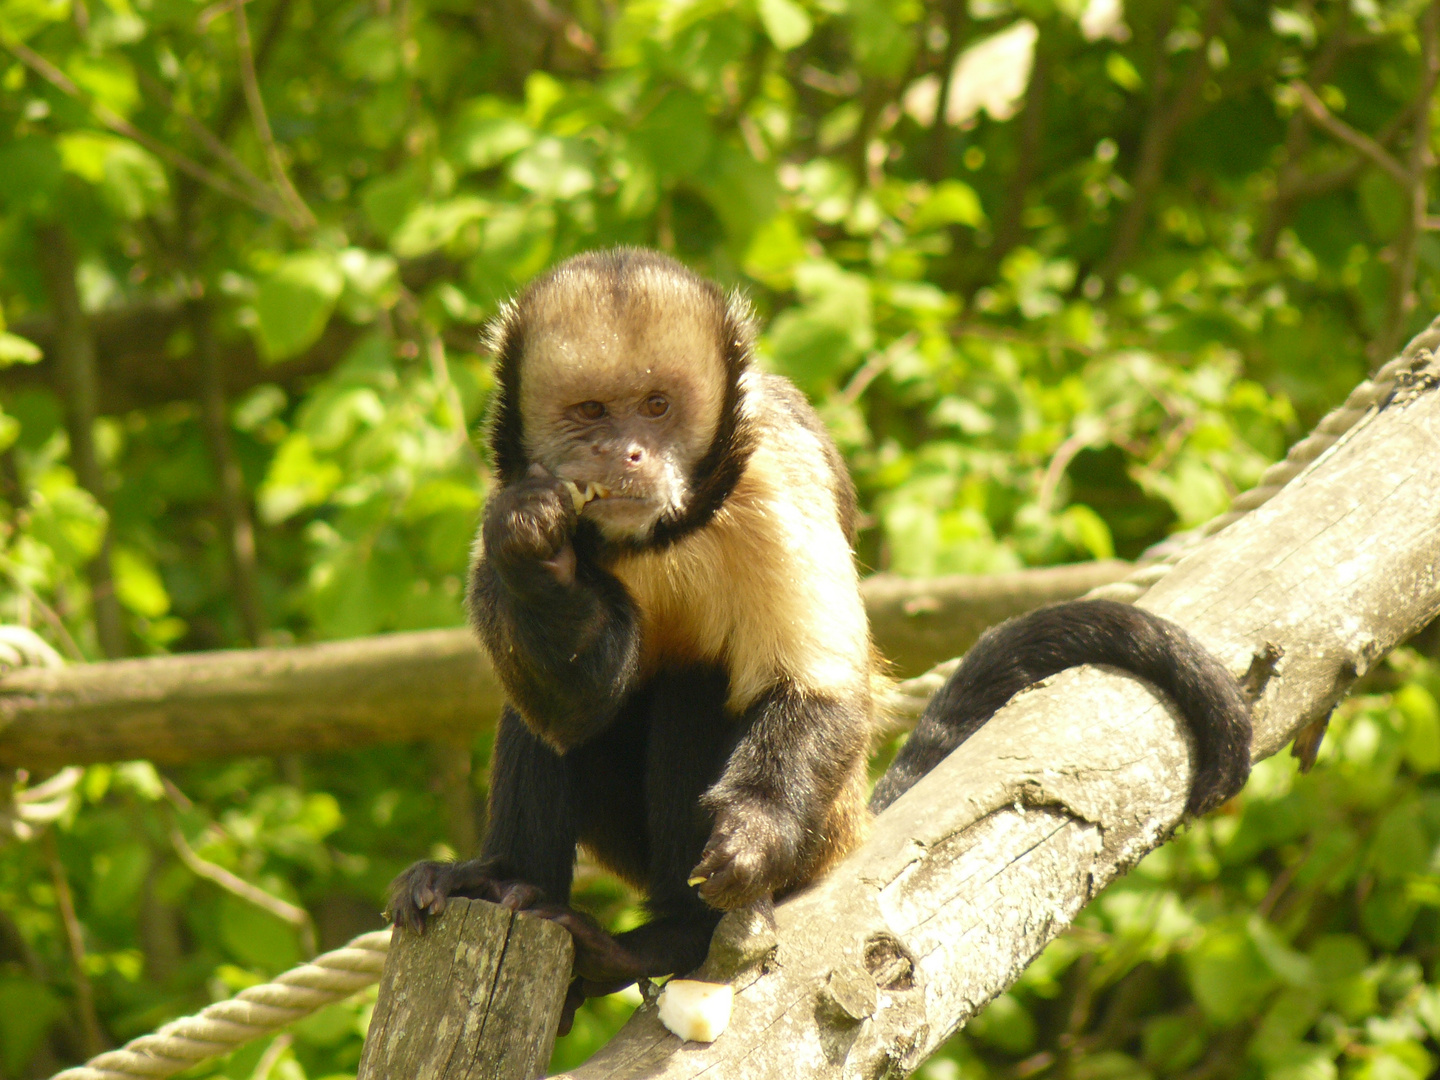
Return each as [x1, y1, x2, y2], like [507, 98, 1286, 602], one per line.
[0, 562, 1130, 768]
[357, 898, 573, 1080]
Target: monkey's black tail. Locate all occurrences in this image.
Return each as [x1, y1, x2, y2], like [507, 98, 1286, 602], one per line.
[869, 599, 1252, 817]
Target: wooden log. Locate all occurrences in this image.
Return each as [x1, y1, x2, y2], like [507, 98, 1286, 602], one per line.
[0, 562, 1130, 769]
[357, 898, 574, 1080]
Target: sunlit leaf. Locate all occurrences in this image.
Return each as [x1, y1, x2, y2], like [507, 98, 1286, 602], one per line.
[254, 251, 345, 362]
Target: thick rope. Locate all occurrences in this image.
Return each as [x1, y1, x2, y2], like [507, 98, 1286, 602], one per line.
[42, 317, 1440, 1080]
[48, 931, 391, 1080]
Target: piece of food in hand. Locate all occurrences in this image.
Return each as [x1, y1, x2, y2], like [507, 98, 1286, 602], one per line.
[657, 979, 733, 1042]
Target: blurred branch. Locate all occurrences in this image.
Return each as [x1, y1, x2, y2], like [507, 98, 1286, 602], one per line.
[1258, 12, 1352, 258]
[135, 67, 291, 215]
[43, 830, 106, 1058]
[169, 822, 317, 955]
[33, 226, 127, 660]
[1378, 0, 1440, 362]
[192, 302, 269, 647]
[1098, 0, 1226, 290]
[231, 0, 316, 231]
[988, 44, 1048, 270]
[924, 0, 967, 183]
[1290, 81, 1408, 186]
[0, 30, 287, 219]
[0, 562, 1132, 767]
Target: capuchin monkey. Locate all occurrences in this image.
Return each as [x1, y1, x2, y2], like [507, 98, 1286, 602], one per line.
[388, 248, 1252, 1030]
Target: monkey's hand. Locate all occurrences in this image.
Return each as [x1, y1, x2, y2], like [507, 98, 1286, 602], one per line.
[386, 859, 547, 933]
[482, 463, 578, 586]
[690, 801, 798, 910]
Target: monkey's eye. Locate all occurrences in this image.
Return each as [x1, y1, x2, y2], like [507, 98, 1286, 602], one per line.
[641, 393, 669, 418]
[572, 401, 606, 421]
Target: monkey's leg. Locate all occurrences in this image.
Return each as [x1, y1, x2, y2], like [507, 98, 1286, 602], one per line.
[387, 707, 577, 931]
[529, 670, 735, 1023]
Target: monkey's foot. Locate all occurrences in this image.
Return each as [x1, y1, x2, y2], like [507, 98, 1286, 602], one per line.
[386, 860, 545, 932]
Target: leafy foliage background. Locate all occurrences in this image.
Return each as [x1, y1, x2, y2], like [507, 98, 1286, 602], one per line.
[1, 0, 1440, 1075]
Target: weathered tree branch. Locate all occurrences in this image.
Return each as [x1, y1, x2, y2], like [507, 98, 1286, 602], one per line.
[0, 561, 1130, 768]
[33, 225, 127, 660]
[552, 351, 1440, 1079]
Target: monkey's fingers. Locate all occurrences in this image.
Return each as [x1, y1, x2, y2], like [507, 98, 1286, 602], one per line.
[690, 846, 767, 911]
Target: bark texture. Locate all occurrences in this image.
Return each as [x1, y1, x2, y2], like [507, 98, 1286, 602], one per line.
[0, 562, 1128, 768]
[357, 898, 573, 1080]
[548, 354, 1440, 1078]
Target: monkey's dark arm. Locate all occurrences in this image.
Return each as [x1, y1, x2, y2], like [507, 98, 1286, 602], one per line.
[469, 470, 642, 748]
[692, 685, 871, 909]
[870, 599, 1253, 816]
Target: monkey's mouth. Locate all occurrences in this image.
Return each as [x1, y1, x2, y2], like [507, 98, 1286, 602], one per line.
[560, 480, 612, 514]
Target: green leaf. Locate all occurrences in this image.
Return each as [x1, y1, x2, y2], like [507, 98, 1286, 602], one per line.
[509, 137, 595, 199]
[1185, 925, 1276, 1024]
[0, 976, 64, 1077]
[0, 331, 42, 365]
[1141, 1014, 1205, 1072]
[254, 251, 345, 362]
[0, 137, 63, 216]
[58, 133, 168, 219]
[910, 180, 986, 231]
[340, 19, 404, 81]
[965, 993, 1035, 1054]
[390, 197, 489, 258]
[631, 90, 714, 182]
[66, 53, 140, 115]
[448, 111, 535, 172]
[1057, 504, 1114, 559]
[112, 545, 170, 618]
[1396, 684, 1440, 773]
[755, 0, 812, 50]
[258, 432, 344, 522]
[218, 893, 303, 971]
[90, 841, 151, 915]
[1106, 52, 1143, 92]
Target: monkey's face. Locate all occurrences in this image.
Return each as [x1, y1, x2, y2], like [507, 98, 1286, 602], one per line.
[516, 282, 728, 543]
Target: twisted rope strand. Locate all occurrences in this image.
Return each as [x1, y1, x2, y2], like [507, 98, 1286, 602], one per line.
[48, 931, 391, 1080]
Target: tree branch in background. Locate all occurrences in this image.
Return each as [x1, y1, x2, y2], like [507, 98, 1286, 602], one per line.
[42, 830, 106, 1058]
[169, 821, 317, 955]
[1378, 0, 1440, 362]
[924, 0, 967, 184]
[1290, 81, 1408, 186]
[0, 31, 288, 219]
[230, 0, 315, 231]
[0, 561, 1133, 768]
[1098, 0, 1226, 291]
[1288, 1, 1440, 363]
[33, 226, 127, 660]
[988, 43, 1047, 271]
[135, 67, 289, 215]
[192, 302, 269, 647]
[1257, 11, 1351, 259]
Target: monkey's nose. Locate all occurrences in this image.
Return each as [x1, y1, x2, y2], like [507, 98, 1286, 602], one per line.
[626, 447, 645, 466]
